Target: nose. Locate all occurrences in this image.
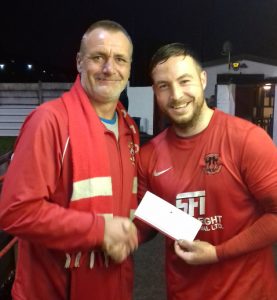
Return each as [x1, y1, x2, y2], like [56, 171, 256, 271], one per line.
[170, 83, 183, 101]
[102, 57, 115, 74]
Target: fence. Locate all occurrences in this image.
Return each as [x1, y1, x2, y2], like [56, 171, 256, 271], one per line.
[0, 82, 72, 136]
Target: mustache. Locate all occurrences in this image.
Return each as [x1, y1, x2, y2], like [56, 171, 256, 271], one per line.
[169, 96, 194, 106]
[95, 73, 121, 80]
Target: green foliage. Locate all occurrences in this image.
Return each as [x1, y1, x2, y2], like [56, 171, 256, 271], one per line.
[0, 137, 17, 156]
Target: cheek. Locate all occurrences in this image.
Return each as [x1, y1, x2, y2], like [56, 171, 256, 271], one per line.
[81, 73, 96, 91]
[183, 86, 203, 99]
[182, 85, 196, 95]
[121, 66, 131, 78]
[83, 61, 101, 74]
[156, 95, 169, 108]
[88, 75, 94, 85]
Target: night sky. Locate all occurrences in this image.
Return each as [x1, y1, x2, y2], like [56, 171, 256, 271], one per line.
[1, 0, 277, 85]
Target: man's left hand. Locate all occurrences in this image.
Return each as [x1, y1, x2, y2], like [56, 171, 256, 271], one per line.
[174, 239, 219, 265]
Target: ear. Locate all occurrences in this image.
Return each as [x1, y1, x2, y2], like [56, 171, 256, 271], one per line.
[76, 52, 82, 73]
[152, 82, 159, 94]
[200, 70, 207, 90]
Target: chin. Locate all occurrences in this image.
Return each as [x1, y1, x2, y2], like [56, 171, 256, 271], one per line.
[169, 113, 193, 125]
[96, 87, 122, 98]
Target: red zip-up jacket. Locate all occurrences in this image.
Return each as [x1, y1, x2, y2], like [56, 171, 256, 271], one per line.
[0, 97, 138, 300]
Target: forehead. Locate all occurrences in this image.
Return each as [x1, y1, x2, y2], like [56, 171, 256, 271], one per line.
[152, 55, 199, 82]
[82, 28, 132, 57]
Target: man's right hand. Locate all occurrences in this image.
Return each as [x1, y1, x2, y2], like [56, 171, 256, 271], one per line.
[102, 217, 138, 262]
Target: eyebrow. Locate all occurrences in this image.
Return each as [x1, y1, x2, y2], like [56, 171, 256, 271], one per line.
[177, 74, 194, 80]
[154, 73, 194, 85]
[87, 50, 107, 57]
[88, 50, 130, 60]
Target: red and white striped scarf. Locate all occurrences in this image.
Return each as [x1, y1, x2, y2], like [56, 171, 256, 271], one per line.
[62, 75, 139, 210]
[61, 76, 139, 268]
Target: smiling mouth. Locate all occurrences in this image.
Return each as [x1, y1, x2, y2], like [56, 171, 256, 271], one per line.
[98, 80, 116, 83]
[97, 77, 120, 82]
[170, 102, 190, 109]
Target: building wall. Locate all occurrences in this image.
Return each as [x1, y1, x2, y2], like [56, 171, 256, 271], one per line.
[204, 60, 277, 99]
[127, 86, 154, 135]
[0, 82, 72, 136]
[273, 86, 277, 145]
[0, 83, 154, 136]
[204, 60, 277, 145]
[2, 72, 276, 140]
[216, 84, 236, 115]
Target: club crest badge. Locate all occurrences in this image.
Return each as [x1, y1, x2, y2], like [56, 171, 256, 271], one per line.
[203, 153, 222, 174]
[128, 141, 139, 166]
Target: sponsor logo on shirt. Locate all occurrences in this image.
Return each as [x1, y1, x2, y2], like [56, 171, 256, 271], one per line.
[176, 190, 224, 232]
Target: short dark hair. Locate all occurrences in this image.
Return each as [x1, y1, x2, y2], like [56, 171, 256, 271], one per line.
[79, 19, 133, 54]
[149, 43, 202, 75]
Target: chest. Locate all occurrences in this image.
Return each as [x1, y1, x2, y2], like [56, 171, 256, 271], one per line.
[147, 140, 246, 212]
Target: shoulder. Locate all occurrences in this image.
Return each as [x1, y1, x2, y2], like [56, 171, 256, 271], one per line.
[214, 109, 255, 131]
[36, 98, 68, 121]
[213, 109, 266, 143]
[139, 128, 171, 167]
[141, 128, 170, 154]
[17, 98, 69, 148]
[213, 109, 276, 160]
[23, 98, 68, 132]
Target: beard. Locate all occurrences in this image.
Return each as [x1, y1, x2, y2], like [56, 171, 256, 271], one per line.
[168, 96, 205, 130]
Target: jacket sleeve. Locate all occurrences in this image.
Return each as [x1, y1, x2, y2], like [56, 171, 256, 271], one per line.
[0, 106, 105, 252]
[216, 127, 277, 260]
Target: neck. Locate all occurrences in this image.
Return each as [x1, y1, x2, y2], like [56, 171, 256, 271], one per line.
[91, 101, 118, 119]
[100, 112, 117, 124]
[174, 105, 214, 138]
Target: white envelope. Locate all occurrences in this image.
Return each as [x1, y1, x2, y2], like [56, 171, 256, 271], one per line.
[135, 191, 202, 241]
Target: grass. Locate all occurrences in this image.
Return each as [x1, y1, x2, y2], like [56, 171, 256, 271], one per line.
[0, 137, 17, 156]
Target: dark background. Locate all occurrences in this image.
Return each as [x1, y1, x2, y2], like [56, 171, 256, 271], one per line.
[1, 0, 277, 85]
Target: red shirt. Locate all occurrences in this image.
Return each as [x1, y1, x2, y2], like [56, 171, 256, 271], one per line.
[138, 109, 277, 299]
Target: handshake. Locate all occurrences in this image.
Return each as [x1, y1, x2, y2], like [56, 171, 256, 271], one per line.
[102, 217, 138, 263]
